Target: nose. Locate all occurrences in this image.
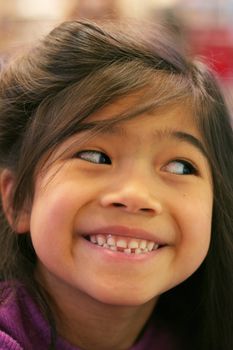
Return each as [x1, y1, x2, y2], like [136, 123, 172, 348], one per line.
[99, 178, 163, 216]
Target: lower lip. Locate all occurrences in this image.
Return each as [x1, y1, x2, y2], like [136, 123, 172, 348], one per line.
[80, 236, 164, 263]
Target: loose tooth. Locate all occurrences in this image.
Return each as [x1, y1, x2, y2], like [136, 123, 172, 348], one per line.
[153, 244, 159, 250]
[97, 234, 106, 246]
[90, 235, 97, 244]
[107, 236, 116, 246]
[147, 241, 155, 251]
[135, 248, 142, 254]
[128, 240, 139, 249]
[139, 240, 147, 249]
[116, 239, 127, 249]
[124, 248, 132, 254]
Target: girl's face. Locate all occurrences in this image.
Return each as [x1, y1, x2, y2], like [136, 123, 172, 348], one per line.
[20, 96, 213, 306]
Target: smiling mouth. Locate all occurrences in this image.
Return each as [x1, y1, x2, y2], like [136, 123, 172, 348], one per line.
[84, 234, 165, 254]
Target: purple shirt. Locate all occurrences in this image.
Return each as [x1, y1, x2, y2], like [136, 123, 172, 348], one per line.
[0, 281, 178, 350]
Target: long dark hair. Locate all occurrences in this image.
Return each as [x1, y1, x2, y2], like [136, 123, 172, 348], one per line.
[0, 20, 232, 350]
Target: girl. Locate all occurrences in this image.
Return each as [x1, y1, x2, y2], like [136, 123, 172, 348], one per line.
[0, 20, 232, 350]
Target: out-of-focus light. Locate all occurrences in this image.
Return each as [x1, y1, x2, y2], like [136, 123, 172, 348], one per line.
[150, 0, 179, 7]
[15, 0, 65, 19]
[118, 0, 150, 18]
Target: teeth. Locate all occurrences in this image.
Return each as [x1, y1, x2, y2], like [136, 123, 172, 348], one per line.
[128, 240, 139, 249]
[124, 248, 132, 254]
[90, 236, 97, 244]
[87, 234, 161, 254]
[135, 248, 142, 254]
[139, 240, 147, 249]
[116, 239, 127, 249]
[147, 241, 155, 252]
[96, 234, 106, 246]
[107, 236, 116, 246]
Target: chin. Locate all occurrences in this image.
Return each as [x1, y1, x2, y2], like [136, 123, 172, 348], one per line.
[88, 287, 156, 307]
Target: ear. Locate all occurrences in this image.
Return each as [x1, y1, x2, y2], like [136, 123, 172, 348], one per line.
[0, 168, 31, 234]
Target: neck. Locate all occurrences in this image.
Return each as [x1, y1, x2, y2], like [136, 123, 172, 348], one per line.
[55, 291, 157, 350]
[38, 274, 157, 350]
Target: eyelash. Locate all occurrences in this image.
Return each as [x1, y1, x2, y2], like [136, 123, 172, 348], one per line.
[163, 159, 198, 176]
[74, 150, 111, 164]
[74, 150, 198, 175]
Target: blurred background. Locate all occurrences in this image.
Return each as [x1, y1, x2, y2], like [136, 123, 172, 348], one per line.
[1, 0, 233, 109]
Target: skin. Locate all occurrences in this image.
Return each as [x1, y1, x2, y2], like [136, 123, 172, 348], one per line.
[1, 96, 213, 349]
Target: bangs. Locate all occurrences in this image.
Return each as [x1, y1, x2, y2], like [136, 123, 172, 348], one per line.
[24, 62, 194, 161]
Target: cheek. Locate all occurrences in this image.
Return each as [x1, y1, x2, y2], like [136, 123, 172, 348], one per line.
[29, 184, 78, 259]
[29, 175, 103, 259]
[173, 188, 213, 277]
[31, 177, 94, 230]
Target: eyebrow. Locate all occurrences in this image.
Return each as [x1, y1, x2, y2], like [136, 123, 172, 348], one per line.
[82, 123, 209, 160]
[95, 124, 208, 159]
[172, 131, 207, 158]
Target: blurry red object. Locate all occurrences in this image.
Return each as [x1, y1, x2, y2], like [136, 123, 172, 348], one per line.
[190, 28, 233, 79]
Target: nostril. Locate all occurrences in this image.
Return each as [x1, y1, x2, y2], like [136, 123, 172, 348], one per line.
[113, 202, 126, 208]
[112, 203, 154, 214]
[141, 208, 152, 212]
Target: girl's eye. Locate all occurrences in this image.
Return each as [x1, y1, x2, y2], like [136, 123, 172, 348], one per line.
[163, 160, 198, 175]
[74, 150, 111, 164]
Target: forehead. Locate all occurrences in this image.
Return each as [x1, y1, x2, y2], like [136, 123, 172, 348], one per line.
[39, 89, 203, 161]
[88, 92, 199, 135]
[83, 92, 209, 160]
[39, 92, 210, 176]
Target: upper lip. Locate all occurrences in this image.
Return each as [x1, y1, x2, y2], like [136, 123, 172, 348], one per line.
[81, 225, 168, 245]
